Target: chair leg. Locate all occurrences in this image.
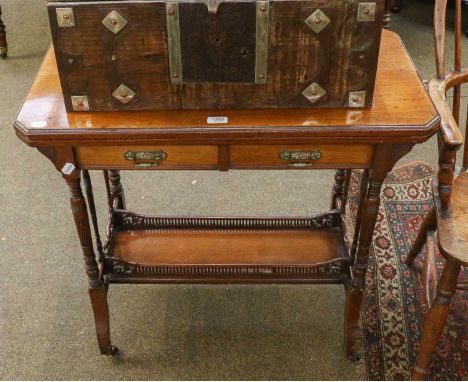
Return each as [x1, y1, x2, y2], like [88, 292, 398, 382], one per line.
[405, 207, 436, 266]
[411, 259, 461, 380]
[421, 231, 438, 307]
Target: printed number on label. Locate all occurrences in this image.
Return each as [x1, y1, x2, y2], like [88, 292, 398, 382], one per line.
[207, 116, 228, 124]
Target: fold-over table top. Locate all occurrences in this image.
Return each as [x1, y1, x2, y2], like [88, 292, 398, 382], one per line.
[15, 30, 439, 145]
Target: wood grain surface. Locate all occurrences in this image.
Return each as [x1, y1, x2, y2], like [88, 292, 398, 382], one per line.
[437, 172, 468, 264]
[229, 144, 373, 167]
[111, 227, 343, 265]
[47, 0, 385, 110]
[14, 30, 439, 145]
[76, 145, 219, 169]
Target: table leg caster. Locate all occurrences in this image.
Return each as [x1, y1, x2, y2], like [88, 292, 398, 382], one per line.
[0, 48, 6, 59]
[347, 351, 361, 363]
[109, 345, 119, 356]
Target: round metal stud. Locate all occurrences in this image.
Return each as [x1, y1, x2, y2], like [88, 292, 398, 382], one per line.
[111, 19, 118, 25]
[111, 54, 117, 61]
[168, 9, 175, 16]
[172, 73, 178, 78]
[63, 14, 70, 20]
[315, 18, 322, 24]
[352, 96, 360, 103]
[77, 101, 84, 107]
[260, 6, 266, 12]
[258, 74, 265, 79]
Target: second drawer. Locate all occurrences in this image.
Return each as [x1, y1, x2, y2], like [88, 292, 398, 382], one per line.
[229, 144, 373, 168]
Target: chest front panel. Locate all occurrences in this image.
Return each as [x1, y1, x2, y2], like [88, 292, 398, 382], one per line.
[48, 0, 385, 111]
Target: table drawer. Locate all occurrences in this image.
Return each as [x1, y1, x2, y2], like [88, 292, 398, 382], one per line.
[230, 144, 373, 168]
[75, 146, 219, 169]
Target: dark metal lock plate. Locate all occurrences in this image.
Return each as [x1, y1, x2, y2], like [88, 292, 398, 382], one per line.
[166, 1, 268, 84]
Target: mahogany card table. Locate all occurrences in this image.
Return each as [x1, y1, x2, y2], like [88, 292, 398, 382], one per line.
[14, 30, 439, 360]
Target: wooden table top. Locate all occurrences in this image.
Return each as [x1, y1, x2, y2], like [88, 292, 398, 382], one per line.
[14, 30, 439, 146]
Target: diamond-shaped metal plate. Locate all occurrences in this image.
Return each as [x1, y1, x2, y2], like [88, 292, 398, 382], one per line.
[348, 91, 366, 107]
[102, 10, 128, 34]
[305, 9, 331, 33]
[112, 84, 136, 104]
[302, 82, 326, 104]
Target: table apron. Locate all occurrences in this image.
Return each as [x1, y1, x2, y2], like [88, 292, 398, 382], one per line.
[74, 143, 375, 170]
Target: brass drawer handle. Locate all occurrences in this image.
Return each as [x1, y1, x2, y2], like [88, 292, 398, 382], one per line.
[280, 150, 322, 167]
[124, 150, 167, 167]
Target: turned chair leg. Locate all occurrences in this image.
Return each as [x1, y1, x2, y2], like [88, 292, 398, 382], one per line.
[405, 207, 436, 266]
[411, 259, 461, 380]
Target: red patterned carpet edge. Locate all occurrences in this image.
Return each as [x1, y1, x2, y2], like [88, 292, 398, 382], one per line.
[345, 161, 467, 380]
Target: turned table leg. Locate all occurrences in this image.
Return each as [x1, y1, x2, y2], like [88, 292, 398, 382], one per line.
[0, 5, 7, 59]
[344, 173, 386, 360]
[411, 259, 461, 380]
[108, 170, 126, 210]
[82, 170, 104, 260]
[331, 169, 347, 210]
[351, 169, 370, 259]
[341, 170, 352, 211]
[66, 172, 117, 355]
[343, 144, 410, 361]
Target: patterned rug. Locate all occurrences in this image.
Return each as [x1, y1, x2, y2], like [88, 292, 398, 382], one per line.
[345, 162, 467, 381]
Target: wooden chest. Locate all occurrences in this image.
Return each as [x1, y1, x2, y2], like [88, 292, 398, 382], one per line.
[47, 0, 385, 112]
